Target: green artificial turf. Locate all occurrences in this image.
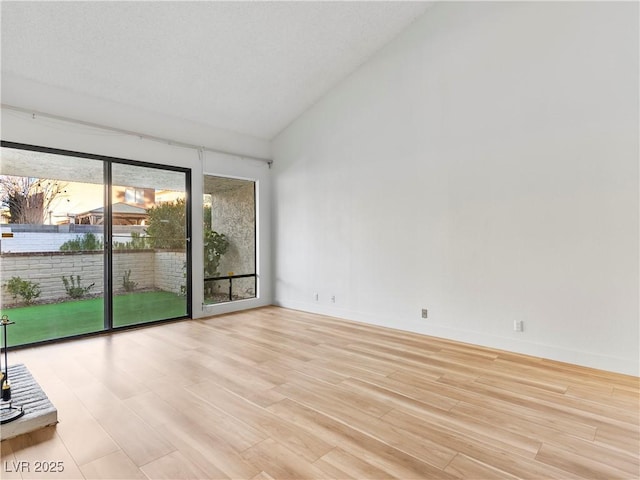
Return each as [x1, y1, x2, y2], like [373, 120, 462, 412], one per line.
[0, 291, 187, 347]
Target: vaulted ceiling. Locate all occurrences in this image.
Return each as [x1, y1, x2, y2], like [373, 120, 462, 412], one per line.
[1, 1, 431, 141]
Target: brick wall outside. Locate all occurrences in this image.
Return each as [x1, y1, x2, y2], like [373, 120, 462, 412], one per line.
[154, 251, 187, 294]
[0, 250, 184, 307]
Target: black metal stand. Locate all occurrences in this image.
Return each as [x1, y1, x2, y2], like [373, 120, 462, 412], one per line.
[204, 273, 257, 302]
[0, 315, 24, 424]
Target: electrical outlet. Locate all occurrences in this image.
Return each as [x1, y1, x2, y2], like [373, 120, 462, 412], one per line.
[331, 295, 336, 303]
[421, 308, 428, 319]
[314, 293, 319, 301]
[514, 320, 524, 332]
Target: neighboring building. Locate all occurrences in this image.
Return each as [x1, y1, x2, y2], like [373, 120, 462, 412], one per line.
[75, 202, 149, 226]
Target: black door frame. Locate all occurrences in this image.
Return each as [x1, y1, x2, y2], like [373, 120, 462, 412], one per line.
[1, 140, 192, 344]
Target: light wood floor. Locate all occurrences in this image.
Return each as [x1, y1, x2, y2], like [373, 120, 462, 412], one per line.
[1, 306, 638, 479]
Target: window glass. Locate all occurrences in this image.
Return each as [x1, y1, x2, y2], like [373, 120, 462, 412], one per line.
[203, 175, 256, 304]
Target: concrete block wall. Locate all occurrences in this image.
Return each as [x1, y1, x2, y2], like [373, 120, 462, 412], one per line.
[113, 251, 156, 293]
[154, 251, 186, 294]
[1, 250, 185, 306]
[1, 252, 104, 306]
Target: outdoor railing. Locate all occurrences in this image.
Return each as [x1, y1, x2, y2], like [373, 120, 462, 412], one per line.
[204, 273, 257, 303]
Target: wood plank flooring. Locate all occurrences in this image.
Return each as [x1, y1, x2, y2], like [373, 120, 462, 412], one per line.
[1, 306, 638, 479]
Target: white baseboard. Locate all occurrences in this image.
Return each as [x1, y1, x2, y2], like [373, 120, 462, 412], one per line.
[274, 299, 639, 377]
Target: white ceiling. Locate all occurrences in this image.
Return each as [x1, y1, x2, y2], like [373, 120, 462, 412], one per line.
[1, 1, 431, 141]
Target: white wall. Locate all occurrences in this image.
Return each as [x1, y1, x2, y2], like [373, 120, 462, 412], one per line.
[0, 231, 143, 253]
[1, 99, 273, 319]
[272, 2, 639, 375]
[0, 232, 98, 253]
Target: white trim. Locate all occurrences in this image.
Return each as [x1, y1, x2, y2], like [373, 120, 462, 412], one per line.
[2, 104, 273, 164]
[274, 299, 640, 377]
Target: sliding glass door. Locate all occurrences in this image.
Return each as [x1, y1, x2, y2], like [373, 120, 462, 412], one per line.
[0, 142, 190, 346]
[111, 163, 189, 327]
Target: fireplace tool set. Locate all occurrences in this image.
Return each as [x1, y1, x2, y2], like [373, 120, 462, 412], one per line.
[0, 314, 24, 424]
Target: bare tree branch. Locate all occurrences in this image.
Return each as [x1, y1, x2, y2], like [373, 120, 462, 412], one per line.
[0, 176, 68, 224]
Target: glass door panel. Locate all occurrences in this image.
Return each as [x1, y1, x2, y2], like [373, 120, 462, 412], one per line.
[111, 163, 188, 327]
[0, 147, 105, 346]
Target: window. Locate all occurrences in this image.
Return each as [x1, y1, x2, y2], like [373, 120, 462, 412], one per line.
[203, 175, 256, 304]
[124, 187, 145, 205]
